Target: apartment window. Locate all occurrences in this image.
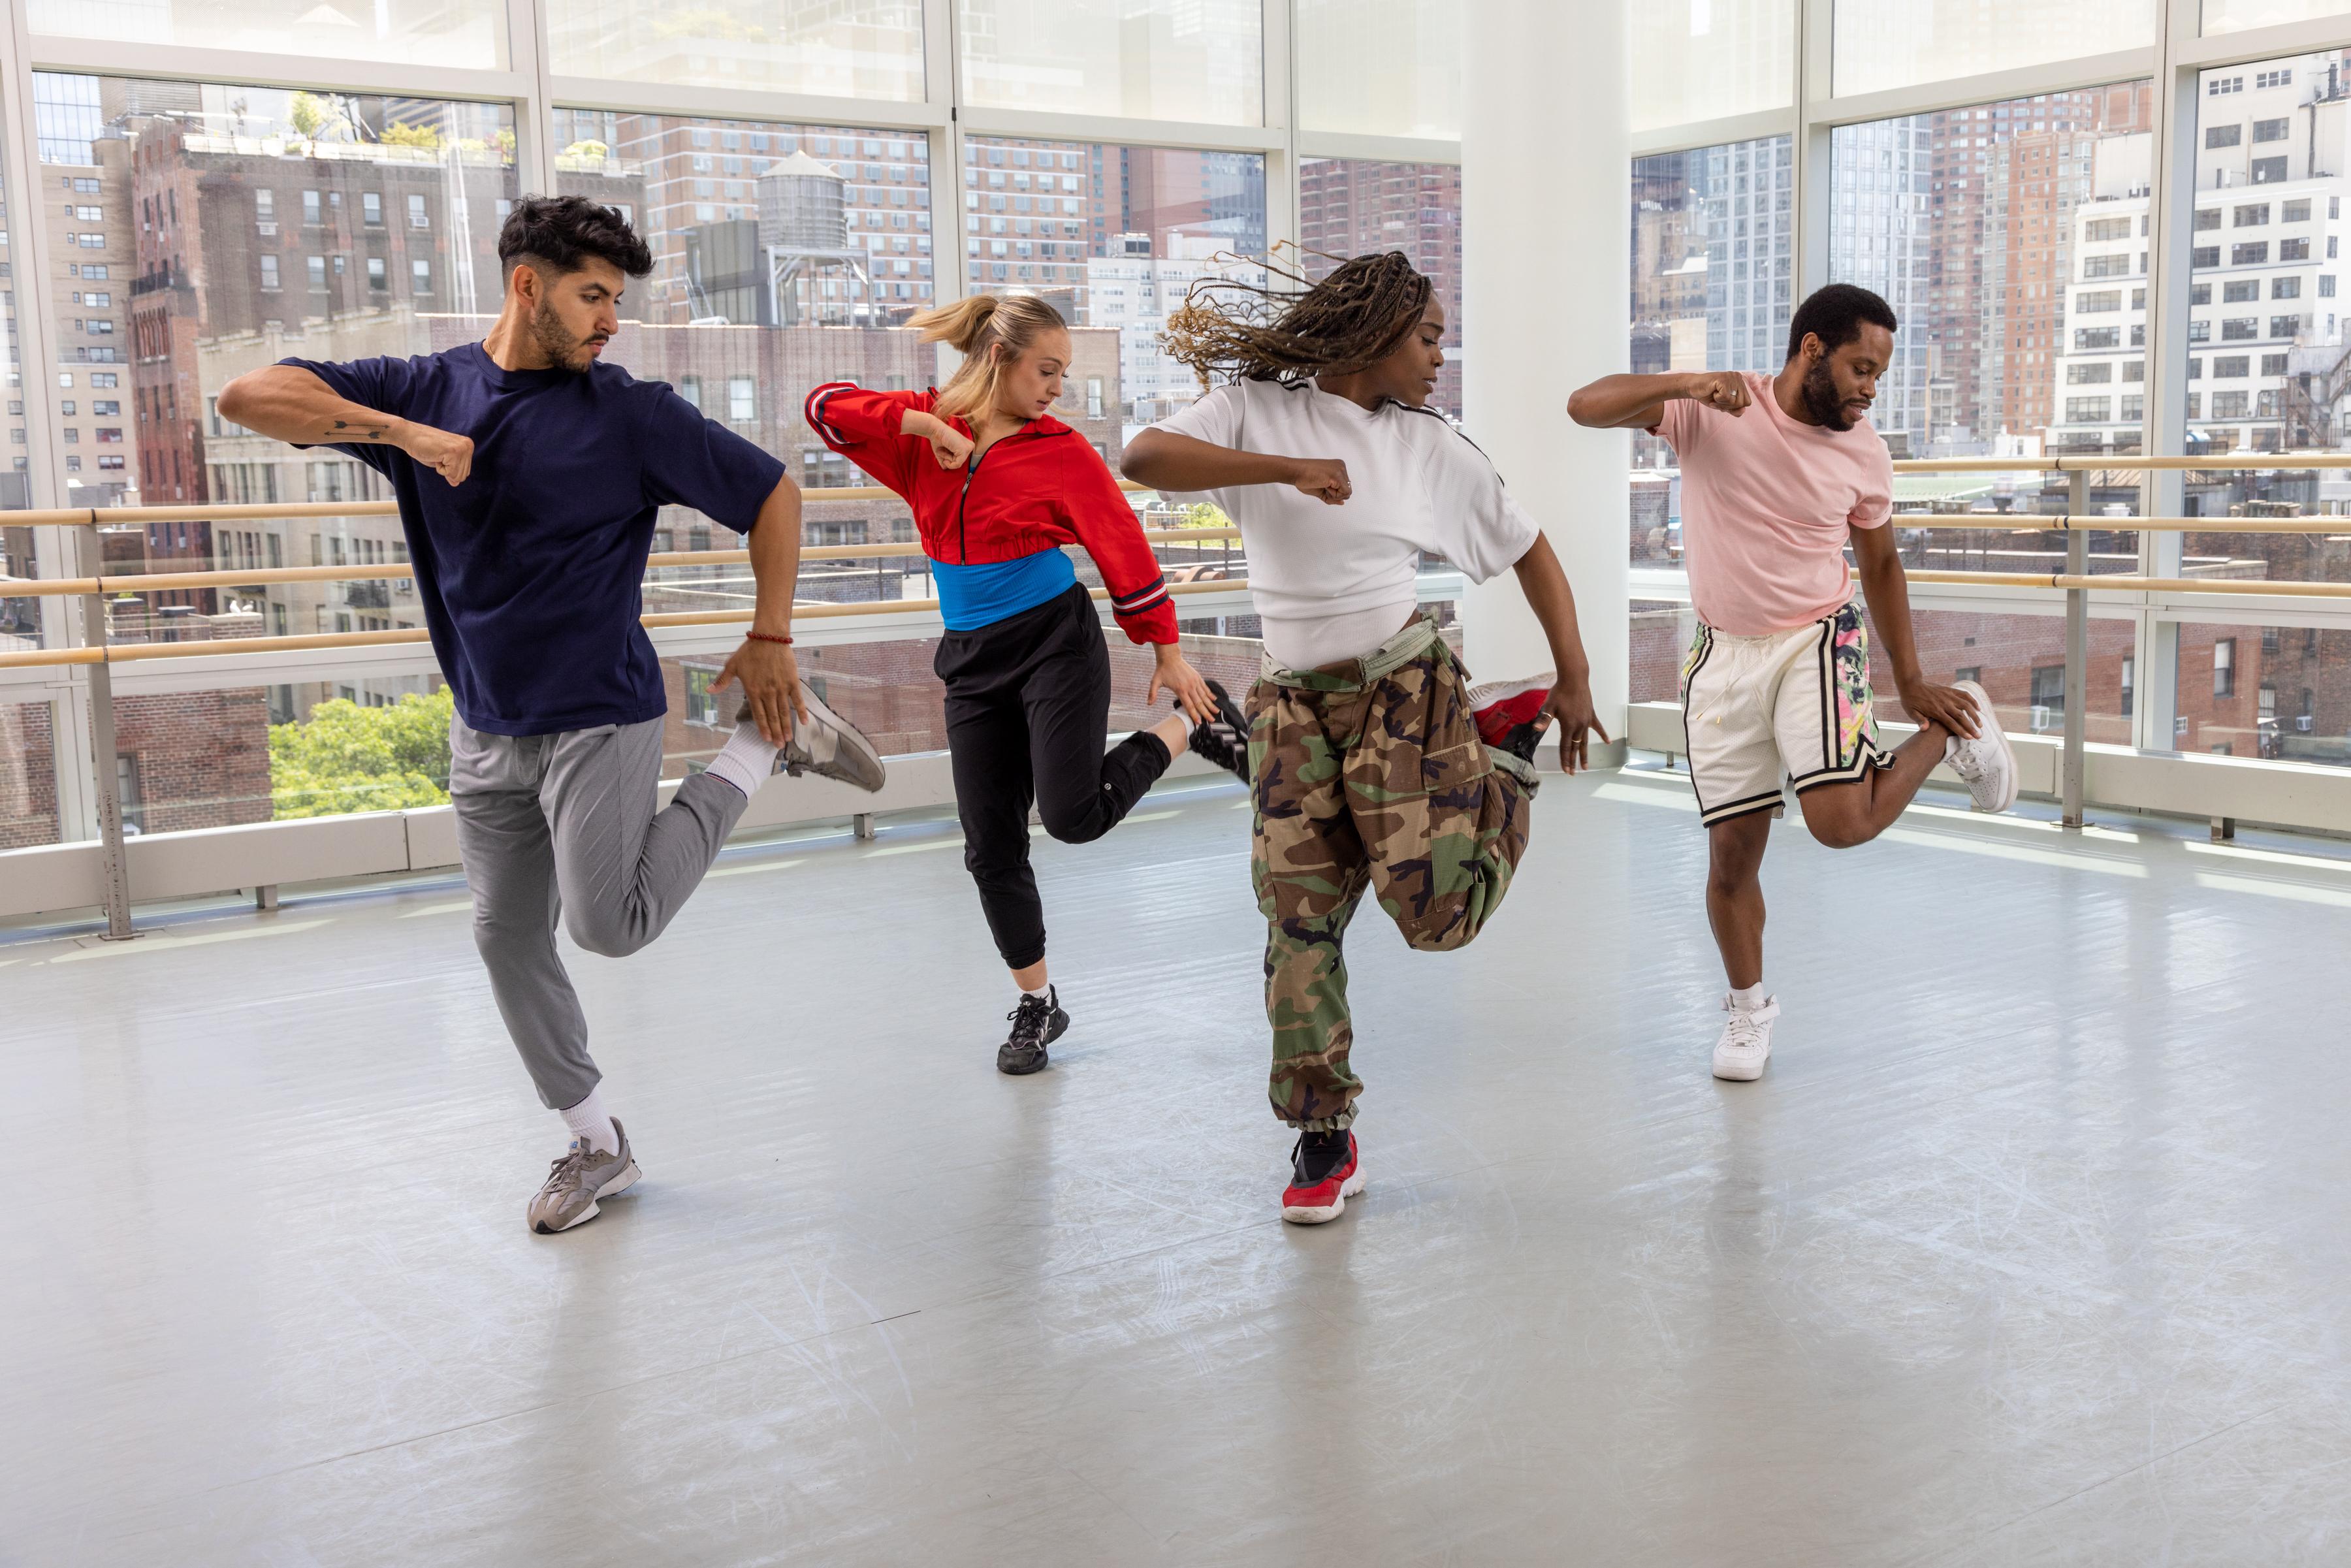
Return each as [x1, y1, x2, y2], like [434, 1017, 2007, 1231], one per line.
[2083, 253, 2132, 279]
[2212, 391, 2250, 417]
[2283, 198, 2312, 223]
[2085, 216, 2132, 242]
[2254, 156, 2288, 183]
[411, 258, 432, 293]
[2190, 319, 2212, 342]
[2271, 314, 2301, 337]
[2223, 317, 2258, 340]
[2233, 204, 2269, 227]
[2215, 639, 2236, 698]
[728, 376, 756, 421]
[2257, 68, 2294, 88]
[307, 255, 327, 289]
[2065, 396, 2112, 423]
[2195, 208, 2222, 231]
[2213, 355, 2250, 377]
[255, 188, 275, 230]
[2262, 353, 2289, 374]
[2077, 290, 2121, 313]
[408, 193, 429, 229]
[2120, 657, 2134, 717]
[2280, 237, 2311, 261]
[2325, 276, 2339, 298]
[2075, 327, 2120, 349]
[302, 190, 321, 225]
[366, 256, 386, 289]
[2275, 276, 2301, 300]
[1086, 377, 1104, 418]
[2068, 362, 2112, 385]
[2030, 665, 2065, 721]
[2252, 118, 2290, 144]
[2232, 242, 2269, 265]
[2191, 283, 2212, 305]
[2192, 246, 2220, 268]
[362, 191, 383, 225]
[2207, 124, 2242, 148]
[259, 254, 280, 291]
[2120, 394, 2143, 421]
[2122, 360, 2144, 383]
[2186, 392, 2203, 417]
[2224, 279, 2260, 302]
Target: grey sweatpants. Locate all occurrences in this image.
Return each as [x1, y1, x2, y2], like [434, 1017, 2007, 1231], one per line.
[449, 714, 750, 1111]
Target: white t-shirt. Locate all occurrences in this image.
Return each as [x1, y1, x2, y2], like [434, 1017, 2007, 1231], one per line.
[1153, 379, 1541, 669]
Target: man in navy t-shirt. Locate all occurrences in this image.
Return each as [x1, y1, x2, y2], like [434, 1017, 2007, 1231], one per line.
[218, 195, 886, 1236]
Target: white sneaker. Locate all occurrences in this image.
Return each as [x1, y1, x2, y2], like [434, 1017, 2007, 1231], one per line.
[1712, 994, 1778, 1081]
[1945, 680, 2019, 814]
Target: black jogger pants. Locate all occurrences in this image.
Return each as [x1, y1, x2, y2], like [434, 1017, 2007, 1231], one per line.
[935, 583, 1174, 970]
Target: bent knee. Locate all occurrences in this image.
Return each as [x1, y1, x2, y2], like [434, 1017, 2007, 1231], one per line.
[1038, 801, 1110, 845]
[563, 912, 650, 959]
[1799, 811, 1874, 851]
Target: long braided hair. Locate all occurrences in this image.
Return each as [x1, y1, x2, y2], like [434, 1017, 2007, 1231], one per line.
[1161, 248, 1433, 389]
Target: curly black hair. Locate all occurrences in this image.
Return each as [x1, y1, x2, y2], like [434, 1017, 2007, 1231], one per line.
[1162, 249, 1432, 386]
[496, 193, 652, 279]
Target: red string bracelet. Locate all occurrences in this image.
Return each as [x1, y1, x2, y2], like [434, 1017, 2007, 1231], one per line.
[744, 631, 794, 645]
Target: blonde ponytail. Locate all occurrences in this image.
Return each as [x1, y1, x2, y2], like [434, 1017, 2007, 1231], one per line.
[912, 291, 1068, 419]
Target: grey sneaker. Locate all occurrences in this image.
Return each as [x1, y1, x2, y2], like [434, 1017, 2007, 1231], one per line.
[737, 684, 888, 793]
[528, 1117, 641, 1234]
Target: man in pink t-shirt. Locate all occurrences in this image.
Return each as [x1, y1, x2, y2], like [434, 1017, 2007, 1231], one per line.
[1570, 283, 2018, 1083]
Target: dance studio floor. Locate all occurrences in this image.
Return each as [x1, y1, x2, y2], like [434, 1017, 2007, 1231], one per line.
[9, 765, 2351, 1565]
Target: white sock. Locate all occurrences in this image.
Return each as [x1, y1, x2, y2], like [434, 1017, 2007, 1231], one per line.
[560, 1085, 619, 1156]
[705, 719, 780, 799]
[1731, 982, 1768, 1010]
[1174, 709, 1197, 739]
[1021, 982, 1053, 1002]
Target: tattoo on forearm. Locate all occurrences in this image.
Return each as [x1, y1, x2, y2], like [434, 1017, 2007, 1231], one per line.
[328, 419, 395, 442]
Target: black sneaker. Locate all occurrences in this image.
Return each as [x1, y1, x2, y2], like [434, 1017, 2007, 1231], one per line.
[1497, 718, 1552, 768]
[997, 987, 1068, 1075]
[1185, 677, 1252, 784]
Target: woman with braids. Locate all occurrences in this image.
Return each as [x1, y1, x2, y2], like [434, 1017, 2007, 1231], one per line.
[806, 292, 1251, 1076]
[1122, 250, 1604, 1223]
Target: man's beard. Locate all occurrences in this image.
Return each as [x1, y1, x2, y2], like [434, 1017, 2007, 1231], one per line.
[531, 301, 598, 374]
[1800, 357, 1857, 430]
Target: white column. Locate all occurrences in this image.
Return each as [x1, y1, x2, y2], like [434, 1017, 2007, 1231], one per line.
[1459, 0, 1629, 754]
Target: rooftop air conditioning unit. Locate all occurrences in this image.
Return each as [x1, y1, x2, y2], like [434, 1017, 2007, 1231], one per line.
[2030, 704, 2054, 731]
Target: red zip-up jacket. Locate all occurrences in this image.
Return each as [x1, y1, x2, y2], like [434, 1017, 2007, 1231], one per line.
[805, 383, 1177, 645]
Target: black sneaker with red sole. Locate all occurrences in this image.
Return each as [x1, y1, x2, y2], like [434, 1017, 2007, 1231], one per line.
[1281, 1129, 1364, 1224]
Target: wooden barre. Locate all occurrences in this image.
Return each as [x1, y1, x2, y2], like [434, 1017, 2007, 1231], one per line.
[0, 577, 1258, 670]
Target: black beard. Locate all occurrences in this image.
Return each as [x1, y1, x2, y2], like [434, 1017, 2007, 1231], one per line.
[531, 301, 595, 375]
[1800, 358, 1853, 430]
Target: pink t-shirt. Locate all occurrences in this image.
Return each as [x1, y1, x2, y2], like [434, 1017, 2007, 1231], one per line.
[1652, 372, 1894, 635]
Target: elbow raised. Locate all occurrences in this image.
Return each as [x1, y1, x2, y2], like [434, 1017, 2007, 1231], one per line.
[216, 376, 255, 424]
[1565, 389, 1599, 428]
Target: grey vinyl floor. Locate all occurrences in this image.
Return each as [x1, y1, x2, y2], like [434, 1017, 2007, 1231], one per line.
[7, 766, 2351, 1567]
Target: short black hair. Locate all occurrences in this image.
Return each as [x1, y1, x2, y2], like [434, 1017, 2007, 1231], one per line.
[1785, 283, 1898, 363]
[497, 194, 652, 280]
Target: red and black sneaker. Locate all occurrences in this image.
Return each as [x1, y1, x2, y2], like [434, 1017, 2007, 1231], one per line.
[1466, 673, 1553, 750]
[1281, 1129, 1364, 1224]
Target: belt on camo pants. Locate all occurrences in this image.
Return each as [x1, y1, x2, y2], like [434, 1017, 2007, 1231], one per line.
[1258, 614, 1443, 691]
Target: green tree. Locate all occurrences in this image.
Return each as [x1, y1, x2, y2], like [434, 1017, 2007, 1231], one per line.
[381, 122, 443, 153]
[270, 688, 455, 820]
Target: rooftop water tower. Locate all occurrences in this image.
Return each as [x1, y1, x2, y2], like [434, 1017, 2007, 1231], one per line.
[755, 151, 871, 325]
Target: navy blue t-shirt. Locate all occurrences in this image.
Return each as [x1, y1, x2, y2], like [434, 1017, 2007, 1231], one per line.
[285, 342, 785, 735]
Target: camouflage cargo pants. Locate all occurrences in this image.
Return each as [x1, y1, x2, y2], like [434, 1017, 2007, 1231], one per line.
[1250, 615, 1537, 1130]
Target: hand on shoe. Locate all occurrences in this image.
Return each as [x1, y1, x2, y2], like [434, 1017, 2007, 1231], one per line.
[1898, 679, 1982, 741]
[1542, 682, 1608, 774]
[714, 636, 808, 745]
[1149, 644, 1217, 722]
